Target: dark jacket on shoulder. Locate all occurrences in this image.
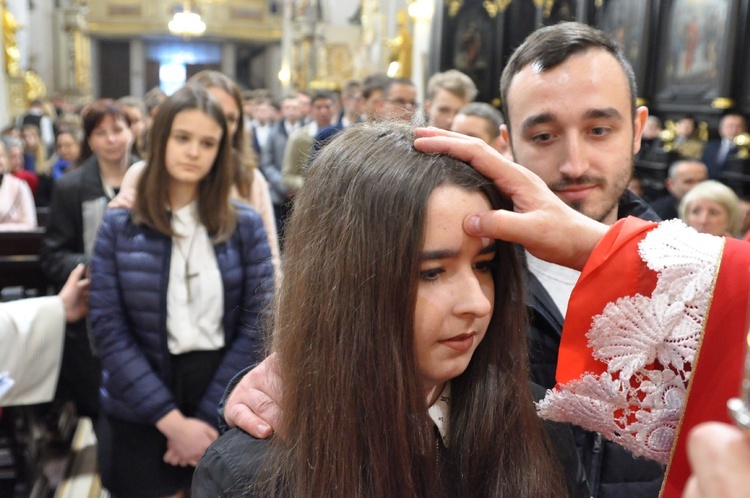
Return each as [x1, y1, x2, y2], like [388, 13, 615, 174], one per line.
[193, 383, 589, 498]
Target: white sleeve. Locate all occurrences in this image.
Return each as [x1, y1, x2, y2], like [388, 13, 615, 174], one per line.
[0, 296, 66, 406]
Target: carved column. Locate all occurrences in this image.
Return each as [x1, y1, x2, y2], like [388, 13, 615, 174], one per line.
[55, 2, 92, 103]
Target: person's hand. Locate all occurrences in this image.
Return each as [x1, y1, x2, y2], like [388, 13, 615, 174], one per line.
[157, 410, 218, 467]
[683, 422, 750, 498]
[224, 353, 282, 438]
[59, 264, 89, 322]
[413, 128, 608, 271]
[107, 187, 135, 209]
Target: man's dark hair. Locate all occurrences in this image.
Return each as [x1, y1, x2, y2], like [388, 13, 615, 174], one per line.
[457, 102, 505, 141]
[310, 90, 335, 104]
[362, 73, 390, 100]
[382, 77, 415, 99]
[499, 22, 637, 130]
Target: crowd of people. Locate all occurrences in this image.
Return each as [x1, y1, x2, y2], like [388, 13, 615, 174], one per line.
[0, 20, 749, 498]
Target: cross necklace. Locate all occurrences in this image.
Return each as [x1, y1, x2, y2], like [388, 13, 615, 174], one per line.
[175, 228, 200, 303]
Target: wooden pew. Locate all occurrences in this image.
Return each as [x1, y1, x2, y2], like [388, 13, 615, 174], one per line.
[0, 229, 52, 296]
[0, 229, 44, 256]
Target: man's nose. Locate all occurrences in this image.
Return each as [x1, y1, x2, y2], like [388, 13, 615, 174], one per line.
[558, 135, 589, 178]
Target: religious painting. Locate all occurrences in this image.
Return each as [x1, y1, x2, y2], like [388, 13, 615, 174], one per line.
[654, 0, 740, 111]
[741, 17, 750, 113]
[440, 0, 503, 104]
[542, 0, 577, 26]
[599, 0, 652, 97]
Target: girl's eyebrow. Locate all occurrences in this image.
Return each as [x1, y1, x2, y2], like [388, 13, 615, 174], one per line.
[419, 242, 497, 261]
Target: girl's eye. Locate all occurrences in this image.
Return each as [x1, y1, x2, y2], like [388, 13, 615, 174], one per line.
[201, 140, 217, 148]
[474, 259, 497, 273]
[419, 268, 443, 281]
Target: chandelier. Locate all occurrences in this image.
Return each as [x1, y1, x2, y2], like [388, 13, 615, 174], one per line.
[168, 1, 206, 37]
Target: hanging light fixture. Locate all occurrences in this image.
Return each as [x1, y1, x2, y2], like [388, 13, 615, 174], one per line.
[168, 1, 206, 38]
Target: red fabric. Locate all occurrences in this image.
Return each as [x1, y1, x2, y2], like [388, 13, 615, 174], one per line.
[660, 238, 750, 497]
[555, 218, 750, 497]
[12, 170, 38, 195]
[557, 217, 659, 383]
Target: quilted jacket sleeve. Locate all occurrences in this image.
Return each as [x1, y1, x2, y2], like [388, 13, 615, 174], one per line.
[196, 206, 275, 426]
[89, 210, 177, 425]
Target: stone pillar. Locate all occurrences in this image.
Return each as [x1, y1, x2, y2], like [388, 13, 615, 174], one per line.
[130, 39, 145, 97]
[221, 42, 237, 80]
[55, 4, 92, 103]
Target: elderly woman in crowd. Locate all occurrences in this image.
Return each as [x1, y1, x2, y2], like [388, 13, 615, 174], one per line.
[679, 180, 742, 237]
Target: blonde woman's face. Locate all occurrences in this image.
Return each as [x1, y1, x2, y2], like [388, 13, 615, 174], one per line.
[686, 198, 730, 236]
[413, 185, 495, 396]
[57, 133, 81, 162]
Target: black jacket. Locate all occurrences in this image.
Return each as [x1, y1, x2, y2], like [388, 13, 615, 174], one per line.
[39, 155, 136, 417]
[195, 383, 589, 497]
[525, 190, 664, 497]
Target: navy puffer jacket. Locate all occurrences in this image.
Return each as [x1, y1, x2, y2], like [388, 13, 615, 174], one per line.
[89, 203, 274, 428]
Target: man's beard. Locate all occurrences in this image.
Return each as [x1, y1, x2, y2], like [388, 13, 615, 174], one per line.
[548, 159, 632, 225]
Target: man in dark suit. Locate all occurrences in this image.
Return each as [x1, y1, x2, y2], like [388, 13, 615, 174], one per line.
[648, 159, 708, 221]
[701, 113, 746, 179]
[259, 95, 302, 236]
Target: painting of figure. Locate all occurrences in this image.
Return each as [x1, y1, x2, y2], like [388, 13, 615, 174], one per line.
[599, 0, 650, 89]
[662, 0, 729, 89]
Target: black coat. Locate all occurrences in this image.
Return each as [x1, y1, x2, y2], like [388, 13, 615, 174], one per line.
[525, 190, 665, 498]
[193, 382, 589, 498]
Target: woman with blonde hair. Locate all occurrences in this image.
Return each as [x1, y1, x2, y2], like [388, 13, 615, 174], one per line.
[679, 180, 742, 237]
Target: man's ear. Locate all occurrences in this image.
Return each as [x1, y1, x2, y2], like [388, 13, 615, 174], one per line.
[632, 106, 649, 155]
[499, 124, 513, 160]
[491, 135, 513, 160]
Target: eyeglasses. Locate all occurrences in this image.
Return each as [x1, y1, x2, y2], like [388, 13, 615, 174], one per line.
[385, 98, 419, 108]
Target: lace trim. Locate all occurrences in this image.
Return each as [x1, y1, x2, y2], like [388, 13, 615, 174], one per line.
[536, 220, 723, 463]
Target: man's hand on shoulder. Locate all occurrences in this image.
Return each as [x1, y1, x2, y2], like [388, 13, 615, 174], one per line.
[225, 353, 282, 438]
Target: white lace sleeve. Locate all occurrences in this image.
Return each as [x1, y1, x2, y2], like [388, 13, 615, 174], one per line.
[536, 220, 724, 464]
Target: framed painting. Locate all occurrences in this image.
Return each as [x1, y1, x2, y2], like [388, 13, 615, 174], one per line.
[740, 6, 750, 113]
[440, 0, 505, 104]
[598, 0, 653, 100]
[653, 0, 741, 111]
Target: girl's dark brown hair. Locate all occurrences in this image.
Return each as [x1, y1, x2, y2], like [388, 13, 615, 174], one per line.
[258, 122, 567, 496]
[78, 99, 131, 165]
[132, 84, 236, 242]
[188, 70, 255, 198]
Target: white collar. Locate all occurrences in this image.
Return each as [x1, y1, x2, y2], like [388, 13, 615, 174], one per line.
[427, 382, 450, 446]
[171, 201, 199, 237]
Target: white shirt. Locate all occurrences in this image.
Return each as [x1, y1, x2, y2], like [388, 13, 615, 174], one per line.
[525, 250, 580, 318]
[253, 121, 272, 151]
[166, 202, 225, 354]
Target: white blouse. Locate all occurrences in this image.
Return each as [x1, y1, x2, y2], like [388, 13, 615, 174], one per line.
[0, 174, 37, 231]
[166, 201, 225, 355]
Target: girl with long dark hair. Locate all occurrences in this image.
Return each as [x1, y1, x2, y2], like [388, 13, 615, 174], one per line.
[193, 122, 586, 497]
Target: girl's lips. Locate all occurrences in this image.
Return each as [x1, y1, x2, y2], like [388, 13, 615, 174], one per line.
[439, 332, 476, 353]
